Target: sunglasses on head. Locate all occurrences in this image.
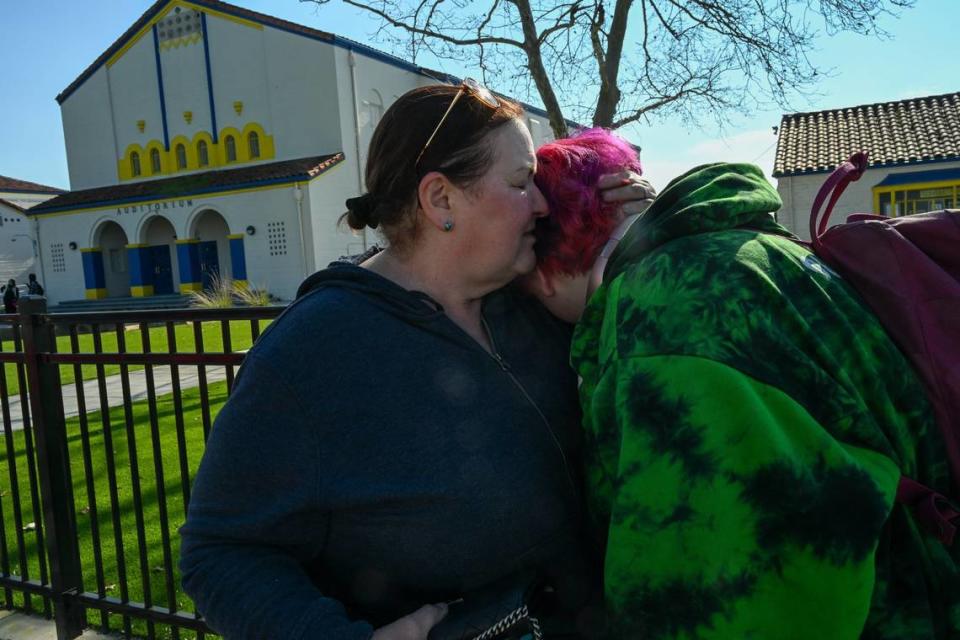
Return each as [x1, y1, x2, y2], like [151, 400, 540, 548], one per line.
[415, 78, 501, 170]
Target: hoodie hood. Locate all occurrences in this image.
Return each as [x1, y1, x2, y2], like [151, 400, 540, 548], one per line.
[295, 260, 446, 324]
[605, 162, 789, 282]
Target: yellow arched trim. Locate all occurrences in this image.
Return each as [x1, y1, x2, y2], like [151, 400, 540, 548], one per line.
[119, 143, 147, 181]
[240, 122, 275, 161]
[193, 131, 216, 169]
[116, 122, 277, 181]
[170, 134, 196, 170]
[219, 127, 243, 165]
[106, 1, 262, 69]
[144, 142, 168, 177]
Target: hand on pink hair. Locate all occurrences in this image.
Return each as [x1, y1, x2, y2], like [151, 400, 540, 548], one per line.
[598, 170, 657, 215]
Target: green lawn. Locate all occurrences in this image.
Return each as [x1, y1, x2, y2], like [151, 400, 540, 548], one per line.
[0, 378, 230, 639]
[1, 320, 269, 397]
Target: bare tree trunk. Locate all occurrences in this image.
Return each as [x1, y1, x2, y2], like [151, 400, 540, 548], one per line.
[510, 0, 570, 138]
[593, 0, 632, 127]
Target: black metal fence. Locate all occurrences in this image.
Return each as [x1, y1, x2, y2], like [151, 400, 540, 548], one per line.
[0, 298, 284, 639]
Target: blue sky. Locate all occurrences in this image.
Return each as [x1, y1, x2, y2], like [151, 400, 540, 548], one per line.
[1, 0, 956, 192]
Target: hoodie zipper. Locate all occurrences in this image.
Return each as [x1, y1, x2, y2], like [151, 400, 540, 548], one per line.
[480, 315, 577, 496]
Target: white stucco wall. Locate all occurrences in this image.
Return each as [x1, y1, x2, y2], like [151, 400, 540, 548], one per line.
[777, 160, 960, 240]
[35, 211, 87, 304]
[306, 164, 369, 270]
[262, 30, 341, 161]
[0, 203, 36, 285]
[204, 15, 271, 144]
[0, 192, 59, 210]
[60, 66, 123, 191]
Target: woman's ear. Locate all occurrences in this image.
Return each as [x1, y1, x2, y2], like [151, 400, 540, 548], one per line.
[417, 171, 456, 232]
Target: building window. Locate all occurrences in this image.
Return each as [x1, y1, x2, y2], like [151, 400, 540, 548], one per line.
[198, 140, 209, 167]
[875, 184, 957, 216]
[248, 131, 260, 159]
[131, 152, 142, 177]
[176, 144, 187, 170]
[225, 136, 237, 162]
[150, 148, 162, 173]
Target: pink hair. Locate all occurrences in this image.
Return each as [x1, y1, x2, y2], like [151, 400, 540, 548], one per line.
[534, 128, 642, 277]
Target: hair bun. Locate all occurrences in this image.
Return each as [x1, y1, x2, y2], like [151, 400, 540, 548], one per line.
[344, 193, 381, 229]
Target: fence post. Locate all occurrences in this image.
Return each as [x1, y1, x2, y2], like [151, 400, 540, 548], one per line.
[19, 297, 85, 638]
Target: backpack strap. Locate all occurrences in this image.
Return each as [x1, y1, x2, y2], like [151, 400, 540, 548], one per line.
[897, 476, 960, 545]
[809, 152, 869, 245]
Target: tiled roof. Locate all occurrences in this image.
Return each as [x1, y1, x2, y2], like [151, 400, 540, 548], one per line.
[773, 91, 960, 177]
[0, 175, 64, 194]
[0, 199, 26, 213]
[29, 153, 343, 215]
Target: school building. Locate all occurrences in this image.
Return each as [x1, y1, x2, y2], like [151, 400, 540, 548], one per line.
[28, 0, 557, 305]
[773, 91, 960, 239]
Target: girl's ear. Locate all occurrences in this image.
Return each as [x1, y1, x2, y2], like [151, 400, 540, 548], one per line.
[417, 171, 455, 232]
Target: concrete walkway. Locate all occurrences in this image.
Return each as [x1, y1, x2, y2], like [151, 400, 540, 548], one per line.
[3, 363, 233, 431]
[0, 610, 117, 640]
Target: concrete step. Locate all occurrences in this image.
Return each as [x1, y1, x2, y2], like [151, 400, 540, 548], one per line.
[48, 295, 193, 313]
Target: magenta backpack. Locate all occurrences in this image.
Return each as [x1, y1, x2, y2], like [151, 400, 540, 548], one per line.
[808, 152, 960, 544]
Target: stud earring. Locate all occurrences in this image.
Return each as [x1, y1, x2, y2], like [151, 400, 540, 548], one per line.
[443, 220, 454, 232]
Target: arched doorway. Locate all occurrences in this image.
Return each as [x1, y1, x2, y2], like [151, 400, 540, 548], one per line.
[94, 221, 130, 298]
[141, 216, 178, 295]
[191, 209, 231, 288]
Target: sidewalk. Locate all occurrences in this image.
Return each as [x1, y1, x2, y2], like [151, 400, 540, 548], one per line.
[0, 610, 117, 640]
[4, 363, 233, 431]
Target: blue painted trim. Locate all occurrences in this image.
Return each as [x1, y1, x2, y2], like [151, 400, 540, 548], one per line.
[229, 237, 247, 281]
[152, 24, 170, 150]
[28, 157, 344, 214]
[773, 155, 960, 179]
[128, 246, 152, 287]
[874, 165, 960, 187]
[177, 242, 202, 285]
[81, 250, 106, 290]
[201, 12, 219, 143]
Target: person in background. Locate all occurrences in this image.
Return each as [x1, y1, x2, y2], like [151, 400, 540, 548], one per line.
[180, 83, 654, 640]
[523, 128, 958, 639]
[26, 273, 44, 296]
[3, 279, 18, 313]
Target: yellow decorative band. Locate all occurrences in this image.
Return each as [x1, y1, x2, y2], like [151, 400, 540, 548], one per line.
[227, 234, 245, 240]
[126, 243, 149, 249]
[159, 33, 202, 51]
[85, 289, 108, 300]
[176, 238, 200, 244]
[130, 285, 155, 297]
[179, 282, 203, 293]
[80, 247, 103, 253]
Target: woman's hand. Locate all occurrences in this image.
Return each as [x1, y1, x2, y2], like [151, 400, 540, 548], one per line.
[598, 170, 657, 215]
[371, 603, 448, 640]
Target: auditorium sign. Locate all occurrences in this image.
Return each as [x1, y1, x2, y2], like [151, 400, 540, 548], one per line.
[116, 199, 194, 216]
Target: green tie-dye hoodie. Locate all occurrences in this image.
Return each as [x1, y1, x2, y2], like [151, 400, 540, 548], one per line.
[570, 163, 960, 639]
